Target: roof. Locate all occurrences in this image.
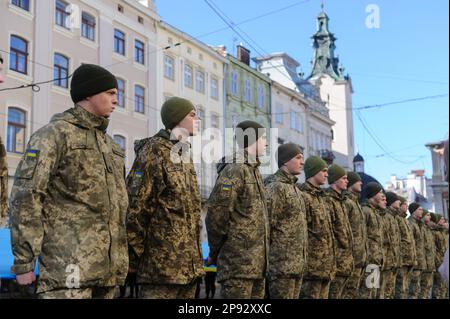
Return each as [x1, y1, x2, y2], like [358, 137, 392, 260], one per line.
[353, 153, 364, 163]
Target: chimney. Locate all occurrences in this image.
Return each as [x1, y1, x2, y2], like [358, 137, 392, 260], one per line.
[237, 44, 250, 66]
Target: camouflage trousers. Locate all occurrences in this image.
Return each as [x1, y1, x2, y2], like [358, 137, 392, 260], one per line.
[299, 278, 331, 299]
[139, 283, 197, 299]
[394, 266, 413, 299]
[432, 271, 449, 299]
[342, 267, 364, 299]
[38, 286, 116, 299]
[408, 269, 422, 299]
[377, 269, 397, 299]
[329, 275, 350, 299]
[359, 266, 380, 299]
[220, 278, 266, 299]
[418, 271, 434, 299]
[268, 276, 302, 299]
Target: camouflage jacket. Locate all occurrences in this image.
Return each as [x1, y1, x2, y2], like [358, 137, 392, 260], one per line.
[325, 188, 354, 277]
[408, 216, 426, 270]
[0, 137, 8, 219]
[126, 129, 204, 285]
[343, 191, 368, 268]
[361, 201, 384, 268]
[298, 182, 336, 280]
[395, 213, 417, 268]
[9, 105, 129, 293]
[378, 208, 398, 270]
[264, 169, 307, 280]
[422, 223, 436, 272]
[385, 207, 401, 269]
[206, 151, 269, 282]
[432, 227, 447, 270]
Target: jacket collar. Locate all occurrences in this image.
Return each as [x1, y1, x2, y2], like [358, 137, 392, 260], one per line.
[55, 105, 110, 132]
[274, 169, 298, 185]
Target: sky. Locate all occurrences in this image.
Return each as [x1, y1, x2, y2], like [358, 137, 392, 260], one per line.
[155, 0, 449, 185]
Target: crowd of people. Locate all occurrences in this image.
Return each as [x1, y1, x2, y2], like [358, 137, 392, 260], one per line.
[0, 61, 448, 299]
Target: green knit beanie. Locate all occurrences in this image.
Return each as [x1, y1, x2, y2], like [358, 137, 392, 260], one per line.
[364, 182, 383, 199]
[304, 156, 328, 180]
[277, 143, 302, 168]
[161, 97, 196, 130]
[327, 164, 346, 185]
[399, 196, 407, 205]
[386, 192, 399, 207]
[347, 171, 362, 187]
[70, 64, 118, 103]
[408, 203, 420, 214]
[430, 213, 440, 223]
[235, 121, 266, 149]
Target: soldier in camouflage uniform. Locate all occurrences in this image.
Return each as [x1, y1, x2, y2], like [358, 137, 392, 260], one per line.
[264, 143, 307, 299]
[206, 121, 269, 299]
[380, 192, 401, 299]
[394, 196, 417, 299]
[0, 53, 8, 226]
[325, 165, 354, 299]
[408, 203, 426, 299]
[126, 97, 204, 299]
[431, 213, 449, 299]
[298, 156, 336, 299]
[419, 209, 436, 299]
[9, 64, 129, 298]
[342, 172, 368, 299]
[360, 182, 385, 299]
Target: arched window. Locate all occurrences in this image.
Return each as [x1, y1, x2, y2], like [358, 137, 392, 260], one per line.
[7, 108, 26, 154]
[113, 135, 126, 152]
[117, 78, 125, 108]
[10, 35, 28, 74]
[134, 85, 145, 114]
[54, 53, 69, 88]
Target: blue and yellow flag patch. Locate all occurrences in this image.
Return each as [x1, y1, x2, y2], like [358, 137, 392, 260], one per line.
[26, 149, 39, 158]
[222, 184, 232, 191]
[135, 170, 144, 178]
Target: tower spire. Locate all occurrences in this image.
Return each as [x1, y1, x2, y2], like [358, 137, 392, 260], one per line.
[309, 7, 345, 80]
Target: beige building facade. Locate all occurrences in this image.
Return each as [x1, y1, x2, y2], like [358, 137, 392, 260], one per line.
[0, 0, 159, 190]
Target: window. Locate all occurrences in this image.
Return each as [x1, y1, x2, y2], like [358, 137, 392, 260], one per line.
[134, 85, 145, 114]
[134, 40, 145, 64]
[257, 86, 265, 108]
[211, 77, 219, 100]
[244, 79, 251, 102]
[7, 108, 26, 154]
[296, 114, 303, 132]
[113, 135, 126, 152]
[197, 108, 205, 132]
[114, 29, 125, 56]
[164, 55, 174, 80]
[290, 111, 296, 130]
[117, 78, 125, 108]
[10, 35, 28, 74]
[184, 64, 193, 88]
[55, 0, 70, 29]
[81, 12, 95, 41]
[138, 16, 144, 24]
[12, 0, 29, 11]
[231, 71, 238, 95]
[196, 70, 205, 94]
[118, 4, 124, 13]
[54, 53, 69, 88]
[211, 114, 219, 129]
[275, 104, 283, 124]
